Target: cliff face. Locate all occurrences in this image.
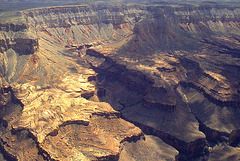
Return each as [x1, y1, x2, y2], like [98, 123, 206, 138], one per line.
[0, 3, 240, 161]
[0, 38, 38, 54]
[0, 23, 27, 32]
[0, 4, 147, 161]
[23, 4, 146, 46]
[0, 28, 38, 59]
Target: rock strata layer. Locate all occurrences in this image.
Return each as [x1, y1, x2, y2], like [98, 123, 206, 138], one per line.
[0, 2, 240, 161]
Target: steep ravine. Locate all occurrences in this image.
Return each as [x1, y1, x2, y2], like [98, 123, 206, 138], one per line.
[1, 3, 240, 161]
[84, 48, 240, 161]
[84, 49, 202, 160]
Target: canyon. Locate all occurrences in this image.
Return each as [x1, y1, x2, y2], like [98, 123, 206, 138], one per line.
[0, 2, 240, 161]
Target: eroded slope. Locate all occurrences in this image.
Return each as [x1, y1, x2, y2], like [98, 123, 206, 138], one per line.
[0, 3, 240, 161]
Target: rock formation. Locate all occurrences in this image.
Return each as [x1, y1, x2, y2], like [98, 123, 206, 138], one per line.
[0, 2, 240, 161]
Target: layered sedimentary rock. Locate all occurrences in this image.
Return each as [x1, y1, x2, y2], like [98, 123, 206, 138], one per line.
[80, 3, 240, 159]
[0, 2, 240, 161]
[0, 22, 38, 54]
[209, 143, 240, 161]
[0, 69, 143, 160]
[0, 5, 146, 160]
[119, 135, 178, 161]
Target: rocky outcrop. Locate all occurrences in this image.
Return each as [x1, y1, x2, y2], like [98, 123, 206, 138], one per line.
[41, 114, 142, 160]
[0, 23, 27, 32]
[179, 81, 240, 108]
[0, 75, 42, 161]
[8, 73, 142, 160]
[0, 72, 143, 160]
[209, 143, 240, 161]
[119, 135, 179, 161]
[0, 21, 38, 55]
[0, 76, 10, 107]
[0, 38, 38, 54]
[0, 2, 240, 161]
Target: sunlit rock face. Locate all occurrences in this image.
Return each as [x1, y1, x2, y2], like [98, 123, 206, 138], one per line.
[0, 2, 240, 161]
[119, 135, 179, 161]
[0, 4, 145, 160]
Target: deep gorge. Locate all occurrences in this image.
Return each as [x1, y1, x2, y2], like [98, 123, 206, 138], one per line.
[0, 2, 240, 161]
